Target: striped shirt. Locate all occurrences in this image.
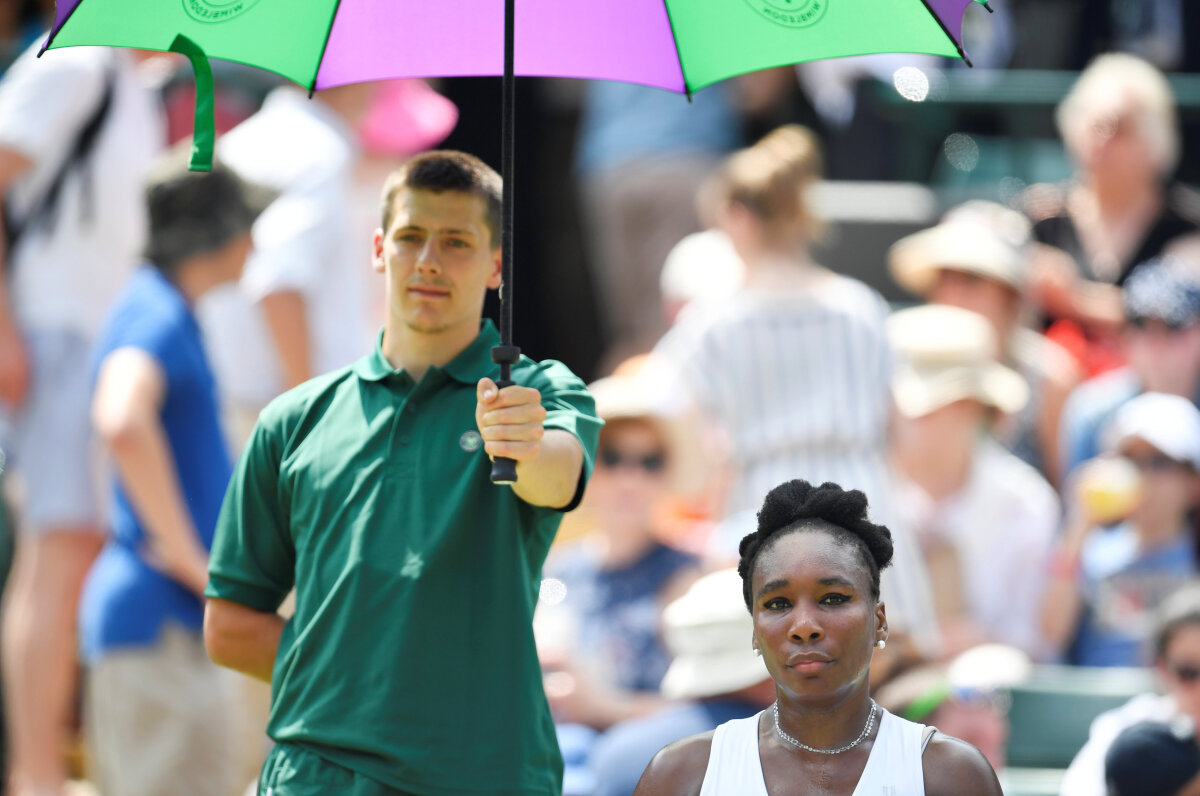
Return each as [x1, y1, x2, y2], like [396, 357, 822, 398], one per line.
[653, 274, 938, 651]
[653, 274, 893, 521]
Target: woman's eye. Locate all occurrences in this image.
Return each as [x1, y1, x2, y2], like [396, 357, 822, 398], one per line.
[821, 593, 851, 606]
[763, 597, 790, 610]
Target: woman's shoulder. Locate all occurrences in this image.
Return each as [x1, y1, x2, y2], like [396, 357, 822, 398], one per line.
[921, 732, 1004, 796]
[633, 729, 716, 796]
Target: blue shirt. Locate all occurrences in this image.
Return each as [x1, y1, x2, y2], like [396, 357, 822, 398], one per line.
[80, 267, 232, 661]
[551, 541, 698, 692]
[1071, 524, 1198, 666]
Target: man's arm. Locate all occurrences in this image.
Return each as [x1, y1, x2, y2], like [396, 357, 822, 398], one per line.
[204, 596, 284, 682]
[476, 377, 584, 509]
[0, 147, 32, 408]
[259, 289, 312, 389]
[92, 347, 211, 594]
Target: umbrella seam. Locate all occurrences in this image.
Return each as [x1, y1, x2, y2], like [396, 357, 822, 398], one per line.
[39, 4, 84, 55]
[659, 0, 691, 97]
[913, 0, 972, 67]
[308, 0, 345, 93]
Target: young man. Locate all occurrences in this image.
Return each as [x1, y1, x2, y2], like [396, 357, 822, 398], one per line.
[86, 148, 267, 796]
[204, 150, 601, 795]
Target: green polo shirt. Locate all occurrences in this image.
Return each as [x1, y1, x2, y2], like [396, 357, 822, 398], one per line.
[206, 321, 600, 796]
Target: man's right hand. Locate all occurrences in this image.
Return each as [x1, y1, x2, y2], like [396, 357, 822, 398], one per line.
[0, 323, 30, 408]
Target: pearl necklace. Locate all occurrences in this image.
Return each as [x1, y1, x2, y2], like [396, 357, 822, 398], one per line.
[772, 699, 878, 755]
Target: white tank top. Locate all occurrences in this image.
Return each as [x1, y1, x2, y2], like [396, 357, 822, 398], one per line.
[698, 707, 931, 796]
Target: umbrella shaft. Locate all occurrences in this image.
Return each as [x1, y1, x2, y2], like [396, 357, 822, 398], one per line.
[499, 0, 516, 363]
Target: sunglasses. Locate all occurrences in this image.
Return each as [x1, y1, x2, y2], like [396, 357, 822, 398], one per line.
[1170, 662, 1200, 684]
[598, 448, 667, 474]
[1124, 452, 1190, 474]
[1129, 316, 1193, 333]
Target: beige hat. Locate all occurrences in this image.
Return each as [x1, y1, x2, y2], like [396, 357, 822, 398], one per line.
[660, 569, 769, 700]
[888, 304, 1029, 418]
[889, 206, 1029, 297]
[587, 368, 706, 496]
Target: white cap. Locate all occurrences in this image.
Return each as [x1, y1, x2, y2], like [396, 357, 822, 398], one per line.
[1104, 392, 1200, 469]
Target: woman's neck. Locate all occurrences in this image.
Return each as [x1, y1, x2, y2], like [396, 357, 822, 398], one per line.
[742, 253, 831, 292]
[1079, 174, 1162, 224]
[773, 686, 877, 752]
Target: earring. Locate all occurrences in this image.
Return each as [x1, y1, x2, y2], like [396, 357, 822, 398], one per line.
[753, 647, 762, 656]
[876, 639, 887, 650]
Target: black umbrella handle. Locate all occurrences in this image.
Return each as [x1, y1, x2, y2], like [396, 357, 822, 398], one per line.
[490, 344, 521, 484]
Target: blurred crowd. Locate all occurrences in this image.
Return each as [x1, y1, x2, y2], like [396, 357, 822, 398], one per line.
[0, 0, 1199, 794]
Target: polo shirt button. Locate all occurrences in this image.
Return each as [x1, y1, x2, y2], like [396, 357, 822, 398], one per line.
[399, 438, 410, 447]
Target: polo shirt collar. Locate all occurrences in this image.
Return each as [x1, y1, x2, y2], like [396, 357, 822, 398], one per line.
[354, 321, 502, 384]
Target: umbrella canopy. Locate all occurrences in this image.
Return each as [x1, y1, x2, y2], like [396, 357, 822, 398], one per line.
[47, 0, 984, 94]
[42, 0, 989, 482]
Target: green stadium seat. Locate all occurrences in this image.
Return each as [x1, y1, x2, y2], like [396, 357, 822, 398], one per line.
[1005, 665, 1158, 770]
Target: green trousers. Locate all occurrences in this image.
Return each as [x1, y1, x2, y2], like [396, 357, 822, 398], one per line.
[259, 742, 419, 796]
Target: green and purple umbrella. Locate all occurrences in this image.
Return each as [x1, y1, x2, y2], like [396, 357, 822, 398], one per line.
[42, 0, 989, 482]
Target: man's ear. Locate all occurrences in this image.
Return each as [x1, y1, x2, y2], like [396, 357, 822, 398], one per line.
[486, 247, 502, 290]
[372, 228, 385, 274]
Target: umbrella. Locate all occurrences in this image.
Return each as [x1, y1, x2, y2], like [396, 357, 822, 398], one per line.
[41, 0, 990, 482]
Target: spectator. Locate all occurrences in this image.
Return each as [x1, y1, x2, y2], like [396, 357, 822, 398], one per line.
[589, 568, 773, 796]
[541, 366, 702, 730]
[875, 644, 1033, 774]
[1105, 720, 1200, 796]
[84, 147, 267, 796]
[650, 128, 938, 665]
[1059, 256, 1200, 481]
[1025, 53, 1199, 376]
[888, 304, 1060, 660]
[198, 83, 376, 449]
[889, 201, 1082, 483]
[1043, 392, 1200, 666]
[0, 42, 163, 794]
[1062, 583, 1200, 795]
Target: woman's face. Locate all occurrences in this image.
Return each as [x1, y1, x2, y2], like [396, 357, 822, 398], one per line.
[587, 418, 669, 527]
[1068, 93, 1159, 184]
[750, 527, 885, 705]
[1160, 623, 1200, 724]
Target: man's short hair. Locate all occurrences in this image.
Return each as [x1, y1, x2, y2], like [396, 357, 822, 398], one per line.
[380, 150, 502, 248]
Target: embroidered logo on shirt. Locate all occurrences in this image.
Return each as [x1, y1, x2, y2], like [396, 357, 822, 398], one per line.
[459, 430, 483, 452]
[401, 549, 425, 580]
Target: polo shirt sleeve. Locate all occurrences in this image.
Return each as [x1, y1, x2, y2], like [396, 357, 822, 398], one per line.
[205, 409, 295, 612]
[524, 359, 603, 512]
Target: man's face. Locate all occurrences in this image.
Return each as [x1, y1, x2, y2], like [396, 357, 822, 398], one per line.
[373, 187, 501, 337]
[929, 269, 1020, 339]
